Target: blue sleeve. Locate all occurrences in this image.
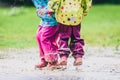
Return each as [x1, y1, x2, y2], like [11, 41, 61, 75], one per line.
[32, 0, 49, 18]
[32, 0, 41, 9]
[32, 0, 42, 17]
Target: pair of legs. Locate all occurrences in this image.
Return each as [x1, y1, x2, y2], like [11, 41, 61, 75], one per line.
[36, 25, 59, 68]
[58, 23, 85, 66]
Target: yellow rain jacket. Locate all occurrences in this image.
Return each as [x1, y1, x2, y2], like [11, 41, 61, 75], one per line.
[48, 0, 92, 26]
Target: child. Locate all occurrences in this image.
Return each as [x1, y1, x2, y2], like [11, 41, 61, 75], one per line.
[48, 0, 92, 66]
[32, 0, 59, 69]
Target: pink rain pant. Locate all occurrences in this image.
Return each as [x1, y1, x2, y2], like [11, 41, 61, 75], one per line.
[58, 23, 85, 59]
[36, 25, 59, 62]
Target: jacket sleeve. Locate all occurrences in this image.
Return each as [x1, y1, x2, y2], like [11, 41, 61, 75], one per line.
[32, 0, 42, 9]
[48, 0, 60, 12]
[82, 0, 92, 16]
[32, 0, 42, 17]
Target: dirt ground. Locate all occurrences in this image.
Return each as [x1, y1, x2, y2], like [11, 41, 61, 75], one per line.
[0, 46, 120, 80]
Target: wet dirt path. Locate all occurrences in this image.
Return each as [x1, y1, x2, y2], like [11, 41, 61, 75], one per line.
[0, 47, 120, 80]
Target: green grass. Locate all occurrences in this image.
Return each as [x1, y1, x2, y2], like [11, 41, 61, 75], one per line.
[82, 4, 120, 47]
[0, 7, 39, 48]
[0, 5, 120, 48]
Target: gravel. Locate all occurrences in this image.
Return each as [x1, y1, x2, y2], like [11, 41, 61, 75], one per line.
[0, 46, 120, 80]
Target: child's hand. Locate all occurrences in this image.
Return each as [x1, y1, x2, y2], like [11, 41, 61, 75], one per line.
[47, 11, 53, 17]
[37, 9, 45, 15]
[83, 12, 88, 16]
[83, 13, 87, 16]
[48, 14, 52, 17]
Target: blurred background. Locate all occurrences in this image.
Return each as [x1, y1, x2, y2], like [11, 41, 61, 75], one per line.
[0, 0, 120, 48]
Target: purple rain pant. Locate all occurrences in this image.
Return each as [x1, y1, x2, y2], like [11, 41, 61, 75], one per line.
[58, 23, 85, 59]
[36, 25, 59, 62]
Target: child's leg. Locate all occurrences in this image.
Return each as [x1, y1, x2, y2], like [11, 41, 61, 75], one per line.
[69, 24, 85, 66]
[40, 26, 59, 64]
[35, 26, 48, 68]
[58, 23, 72, 65]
